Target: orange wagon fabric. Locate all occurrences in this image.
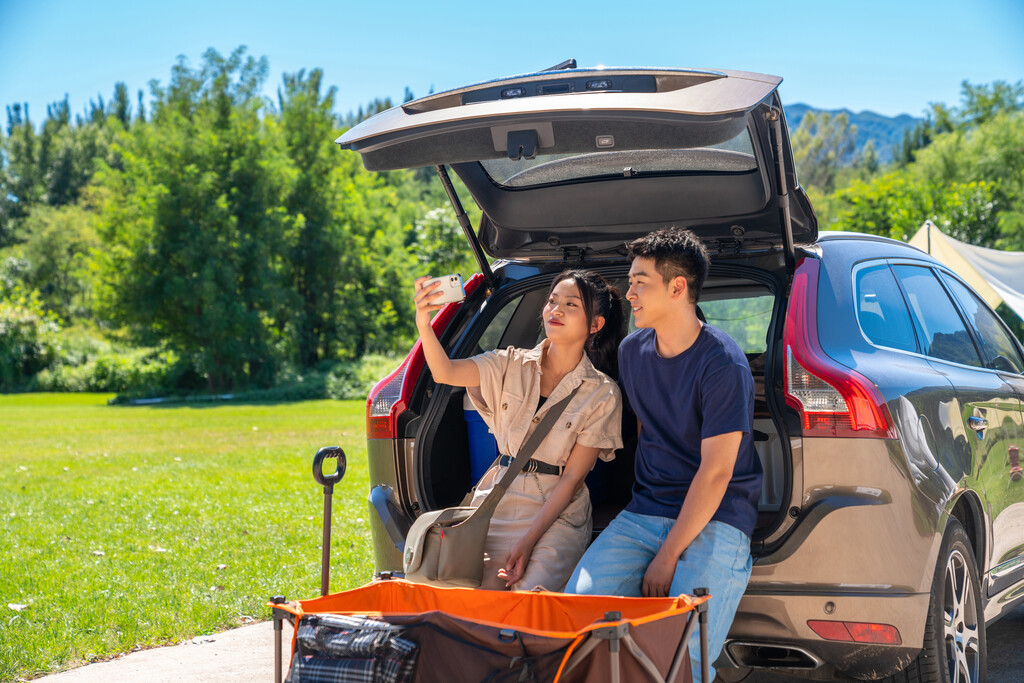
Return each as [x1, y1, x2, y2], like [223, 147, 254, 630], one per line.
[277, 579, 709, 683]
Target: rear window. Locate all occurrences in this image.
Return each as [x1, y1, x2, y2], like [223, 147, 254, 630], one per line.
[479, 127, 756, 188]
[855, 264, 918, 353]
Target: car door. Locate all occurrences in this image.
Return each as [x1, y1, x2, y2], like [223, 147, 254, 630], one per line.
[938, 269, 1024, 598]
[893, 264, 1024, 590]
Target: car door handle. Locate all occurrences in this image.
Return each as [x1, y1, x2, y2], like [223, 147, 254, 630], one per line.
[968, 416, 988, 432]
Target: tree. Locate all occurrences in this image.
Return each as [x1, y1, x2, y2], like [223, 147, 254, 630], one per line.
[112, 82, 131, 127]
[791, 111, 857, 193]
[1, 104, 41, 245]
[0, 286, 61, 390]
[412, 206, 476, 276]
[910, 111, 1024, 248]
[828, 171, 998, 245]
[853, 140, 880, 179]
[96, 47, 291, 390]
[17, 203, 99, 319]
[959, 79, 1024, 127]
[328, 151, 418, 358]
[277, 68, 345, 367]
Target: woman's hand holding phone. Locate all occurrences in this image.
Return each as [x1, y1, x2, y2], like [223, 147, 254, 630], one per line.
[414, 275, 464, 329]
[412, 275, 480, 388]
[414, 276, 446, 329]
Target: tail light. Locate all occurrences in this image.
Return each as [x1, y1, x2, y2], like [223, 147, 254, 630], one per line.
[366, 273, 484, 440]
[808, 620, 902, 645]
[784, 258, 896, 439]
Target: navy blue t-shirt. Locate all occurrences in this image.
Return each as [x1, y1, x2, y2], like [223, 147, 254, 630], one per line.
[620, 325, 762, 537]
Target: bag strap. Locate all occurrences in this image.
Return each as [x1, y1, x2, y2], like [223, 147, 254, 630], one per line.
[473, 384, 581, 516]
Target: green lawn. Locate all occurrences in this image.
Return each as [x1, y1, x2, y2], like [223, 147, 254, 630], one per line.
[0, 394, 373, 682]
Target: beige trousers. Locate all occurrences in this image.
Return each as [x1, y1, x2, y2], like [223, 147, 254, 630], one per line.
[470, 465, 592, 592]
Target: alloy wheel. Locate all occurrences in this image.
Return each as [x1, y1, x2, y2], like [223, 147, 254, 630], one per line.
[943, 548, 981, 683]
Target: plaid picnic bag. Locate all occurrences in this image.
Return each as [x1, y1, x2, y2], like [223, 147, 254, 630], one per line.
[285, 613, 417, 683]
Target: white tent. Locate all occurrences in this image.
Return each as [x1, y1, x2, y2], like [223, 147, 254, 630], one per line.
[908, 221, 1024, 322]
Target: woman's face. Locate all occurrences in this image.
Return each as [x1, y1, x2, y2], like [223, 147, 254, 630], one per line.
[543, 278, 600, 345]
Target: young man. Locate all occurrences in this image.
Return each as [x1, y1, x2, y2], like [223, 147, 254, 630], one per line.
[565, 227, 762, 682]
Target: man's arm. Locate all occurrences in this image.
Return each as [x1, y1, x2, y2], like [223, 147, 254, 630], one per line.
[641, 430, 743, 598]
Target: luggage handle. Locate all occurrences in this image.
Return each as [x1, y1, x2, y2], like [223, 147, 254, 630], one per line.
[313, 446, 346, 491]
[312, 446, 348, 596]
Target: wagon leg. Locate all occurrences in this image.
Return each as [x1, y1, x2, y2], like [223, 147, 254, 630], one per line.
[609, 634, 621, 683]
[697, 588, 710, 683]
[271, 596, 287, 683]
[667, 609, 700, 683]
[590, 616, 630, 683]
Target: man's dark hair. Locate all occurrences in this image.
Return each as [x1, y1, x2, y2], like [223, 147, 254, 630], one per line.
[626, 228, 709, 303]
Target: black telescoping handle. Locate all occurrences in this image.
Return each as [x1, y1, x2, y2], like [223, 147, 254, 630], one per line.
[313, 446, 346, 492]
[312, 447, 347, 596]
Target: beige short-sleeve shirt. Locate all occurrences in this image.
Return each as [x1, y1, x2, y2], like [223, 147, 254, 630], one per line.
[466, 339, 623, 465]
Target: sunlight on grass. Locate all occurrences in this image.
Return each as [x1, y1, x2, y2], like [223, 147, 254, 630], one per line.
[0, 394, 372, 681]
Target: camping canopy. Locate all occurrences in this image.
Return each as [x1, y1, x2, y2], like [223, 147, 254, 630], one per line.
[908, 221, 1024, 323]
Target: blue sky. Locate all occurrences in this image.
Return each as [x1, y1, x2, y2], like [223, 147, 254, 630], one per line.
[1, 0, 1022, 126]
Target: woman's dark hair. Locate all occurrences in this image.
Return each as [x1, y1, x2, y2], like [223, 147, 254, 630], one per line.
[545, 270, 627, 379]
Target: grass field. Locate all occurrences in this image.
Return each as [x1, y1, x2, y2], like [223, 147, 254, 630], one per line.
[0, 394, 373, 682]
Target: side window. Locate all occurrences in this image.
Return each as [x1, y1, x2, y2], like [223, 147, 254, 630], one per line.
[700, 295, 774, 355]
[941, 273, 1024, 373]
[854, 264, 918, 352]
[892, 265, 983, 368]
[477, 295, 523, 350]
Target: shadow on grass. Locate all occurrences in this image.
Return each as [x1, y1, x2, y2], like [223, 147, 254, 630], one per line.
[115, 396, 336, 409]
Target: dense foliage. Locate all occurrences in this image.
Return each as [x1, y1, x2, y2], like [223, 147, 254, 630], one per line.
[2, 55, 1022, 394]
[0, 47, 476, 394]
[805, 80, 1024, 248]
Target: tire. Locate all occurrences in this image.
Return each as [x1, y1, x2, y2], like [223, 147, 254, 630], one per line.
[885, 519, 986, 683]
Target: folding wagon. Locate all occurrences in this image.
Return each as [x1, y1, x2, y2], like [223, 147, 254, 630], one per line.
[270, 448, 710, 683]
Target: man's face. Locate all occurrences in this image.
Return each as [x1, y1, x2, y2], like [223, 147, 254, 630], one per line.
[626, 257, 680, 329]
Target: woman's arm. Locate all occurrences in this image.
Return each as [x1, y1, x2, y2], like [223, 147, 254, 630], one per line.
[414, 276, 480, 387]
[498, 441, 601, 587]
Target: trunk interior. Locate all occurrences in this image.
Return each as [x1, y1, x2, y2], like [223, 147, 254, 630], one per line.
[414, 264, 790, 545]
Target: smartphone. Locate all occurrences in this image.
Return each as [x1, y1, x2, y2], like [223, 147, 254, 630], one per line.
[423, 274, 466, 304]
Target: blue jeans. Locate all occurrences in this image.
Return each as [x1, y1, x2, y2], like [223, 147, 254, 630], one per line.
[565, 512, 752, 683]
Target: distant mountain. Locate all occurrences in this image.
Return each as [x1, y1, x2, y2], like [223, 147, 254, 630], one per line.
[784, 103, 923, 164]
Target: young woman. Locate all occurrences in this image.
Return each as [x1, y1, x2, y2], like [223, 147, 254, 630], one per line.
[413, 270, 626, 591]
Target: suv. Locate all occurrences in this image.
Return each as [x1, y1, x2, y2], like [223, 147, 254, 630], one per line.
[337, 65, 1024, 682]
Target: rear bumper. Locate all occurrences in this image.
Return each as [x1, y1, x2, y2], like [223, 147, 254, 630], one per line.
[722, 436, 942, 678]
[724, 590, 929, 679]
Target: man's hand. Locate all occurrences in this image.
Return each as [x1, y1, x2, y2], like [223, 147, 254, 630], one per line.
[642, 549, 678, 597]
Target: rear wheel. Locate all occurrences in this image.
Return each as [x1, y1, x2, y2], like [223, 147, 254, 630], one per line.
[887, 520, 986, 683]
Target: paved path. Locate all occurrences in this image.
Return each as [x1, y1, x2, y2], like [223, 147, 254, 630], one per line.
[34, 604, 1024, 682]
[35, 622, 276, 683]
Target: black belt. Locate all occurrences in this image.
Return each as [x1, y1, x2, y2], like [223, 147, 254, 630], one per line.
[498, 454, 563, 476]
